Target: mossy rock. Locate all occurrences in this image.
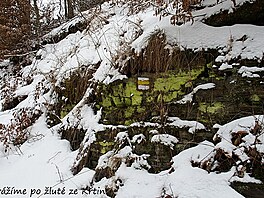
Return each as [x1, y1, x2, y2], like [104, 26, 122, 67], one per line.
[98, 141, 115, 154]
[198, 102, 224, 114]
[251, 94, 261, 104]
[60, 103, 76, 118]
[97, 69, 205, 125]
[147, 142, 174, 173]
[53, 67, 94, 121]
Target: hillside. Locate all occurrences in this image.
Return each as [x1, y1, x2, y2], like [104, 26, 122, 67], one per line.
[0, 0, 264, 197]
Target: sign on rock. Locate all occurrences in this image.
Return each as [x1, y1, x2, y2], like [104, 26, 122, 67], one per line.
[137, 77, 150, 90]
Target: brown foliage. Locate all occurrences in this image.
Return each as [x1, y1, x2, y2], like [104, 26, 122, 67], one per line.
[231, 130, 248, 146]
[0, 0, 31, 58]
[0, 108, 42, 151]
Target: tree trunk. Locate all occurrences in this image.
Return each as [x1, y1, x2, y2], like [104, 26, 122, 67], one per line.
[64, 0, 68, 18]
[66, 0, 74, 19]
[33, 0, 40, 38]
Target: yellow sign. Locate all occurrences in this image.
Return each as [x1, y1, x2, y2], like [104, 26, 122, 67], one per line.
[137, 77, 150, 90]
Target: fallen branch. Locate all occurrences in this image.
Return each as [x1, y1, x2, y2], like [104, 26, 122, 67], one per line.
[3, 50, 38, 58]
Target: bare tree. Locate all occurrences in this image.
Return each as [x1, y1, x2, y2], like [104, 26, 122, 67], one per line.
[77, 0, 105, 11]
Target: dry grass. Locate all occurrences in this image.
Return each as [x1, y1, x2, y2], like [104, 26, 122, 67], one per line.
[119, 30, 206, 76]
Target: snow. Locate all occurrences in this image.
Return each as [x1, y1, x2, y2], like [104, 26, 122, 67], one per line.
[214, 115, 264, 161]
[219, 63, 233, 71]
[238, 66, 264, 78]
[35, 0, 64, 20]
[114, 146, 132, 159]
[27, 0, 264, 87]
[0, 59, 10, 68]
[130, 122, 160, 128]
[131, 134, 146, 144]
[151, 134, 179, 149]
[149, 129, 159, 134]
[176, 83, 215, 104]
[135, 0, 253, 51]
[199, 0, 254, 19]
[112, 141, 254, 198]
[168, 117, 206, 133]
[0, 111, 14, 125]
[133, 14, 264, 63]
[115, 131, 128, 142]
[129, 117, 205, 134]
[0, 115, 96, 198]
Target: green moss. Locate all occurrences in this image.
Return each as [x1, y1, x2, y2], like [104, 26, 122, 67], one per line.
[124, 106, 146, 126]
[98, 68, 204, 124]
[60, 104, 76, 118]
[101, 96, 112, 107]
[99, 69, 203, 109]
[99, 79, 143, 108]
[124, 80, 142, 106]
[60, 111, 68, 119]
[215, 76, 225, 81]
[98, 141, 115, 154]
[154, 72, 187, 92]
[206, 61, 213, 68]
[135, 106, 146, 115]
[165, 92, 179, 102]
[199, 102, 224, 114]
[185, 81, 193, 88]
[198, 117, 211, 124]
[153, 70, 202, 102]
[124, 120, 134, 126]
[124, 106, 135, 118]
[251, 94, 260, 102]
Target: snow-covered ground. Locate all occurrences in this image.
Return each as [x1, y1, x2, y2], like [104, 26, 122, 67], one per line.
[0, 0, 263, 197]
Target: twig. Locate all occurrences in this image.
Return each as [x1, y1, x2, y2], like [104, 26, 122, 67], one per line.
[47, 151, 62, 163]
[54, 163, 63, 182]
[36, 168, 92, 198]
[4, 50, 38, 58]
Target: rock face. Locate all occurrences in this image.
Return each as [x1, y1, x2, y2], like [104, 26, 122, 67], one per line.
[49, 5, 264, 195]
[56, 29, 264, 185]
[205, 0, 264, 26]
